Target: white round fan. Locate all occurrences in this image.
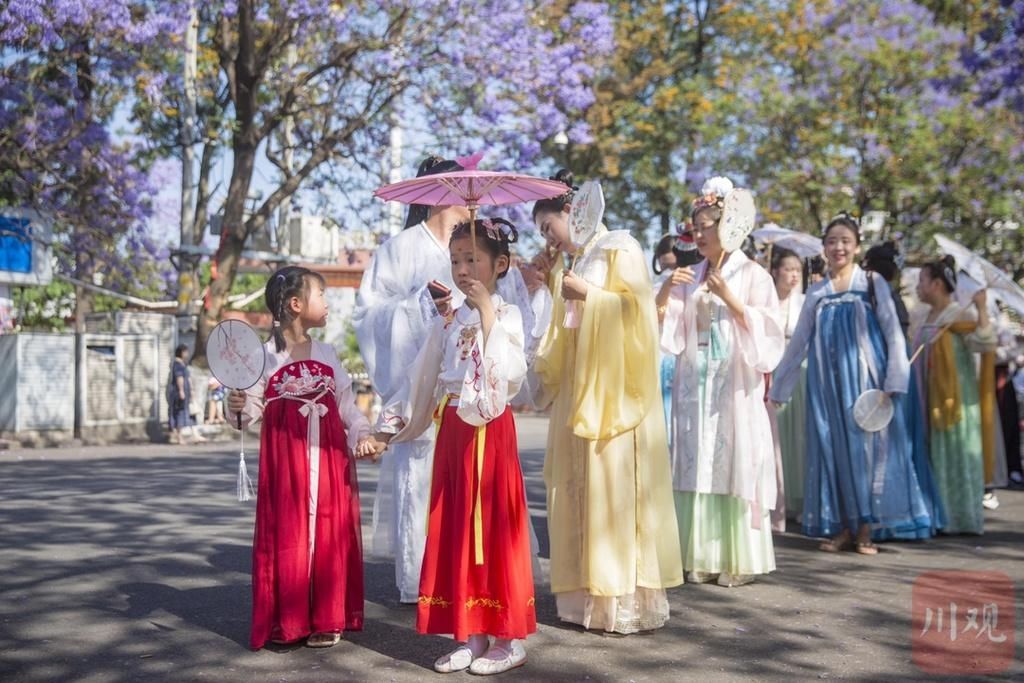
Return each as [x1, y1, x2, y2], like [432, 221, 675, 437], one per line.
[853, 389, 894, 432]
[207, 319, 267, 501]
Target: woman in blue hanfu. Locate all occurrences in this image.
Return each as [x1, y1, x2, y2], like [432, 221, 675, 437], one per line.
[769, 214, 937, 554]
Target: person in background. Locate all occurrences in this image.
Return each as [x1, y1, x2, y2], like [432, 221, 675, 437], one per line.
[768, 247, 806, 530]
[910, 257, 994, 534]
[653, 234, 680, 439]
[207, 376, 226, 424]
[167, 344, 205, 444]
[862, 241, 910, 336]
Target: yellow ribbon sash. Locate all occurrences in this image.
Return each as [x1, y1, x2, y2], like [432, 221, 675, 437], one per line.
[431, 394, 487, 566]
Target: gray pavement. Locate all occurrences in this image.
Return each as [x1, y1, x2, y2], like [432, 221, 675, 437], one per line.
[1, 415, 1022, 682]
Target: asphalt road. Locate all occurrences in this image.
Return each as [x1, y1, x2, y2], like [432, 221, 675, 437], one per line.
[1, 415, 1022, 682]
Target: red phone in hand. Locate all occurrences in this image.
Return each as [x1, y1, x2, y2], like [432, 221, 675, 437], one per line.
[427, 280, 451, 300]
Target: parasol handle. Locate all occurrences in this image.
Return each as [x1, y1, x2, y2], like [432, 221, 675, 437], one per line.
[468, 204, 478, 279]
[909, 322, 953, 365]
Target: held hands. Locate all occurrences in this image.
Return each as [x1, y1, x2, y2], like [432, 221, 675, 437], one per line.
[971, 288, 988, 310]
[561, 270, 589, 301]
[354, 436, 387, 462]
[355, 432, 393, 462]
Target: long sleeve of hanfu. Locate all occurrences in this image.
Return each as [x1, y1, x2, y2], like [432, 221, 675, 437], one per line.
[530, 259, 568, 410]
[872, 274, 910, 394]
[375, 319, 445, 444]
[322, 347, 371, 452]
[733, 268, 785, 373]
[457, 305, 527, 427]
[965, 318, 998, 352]
[768, 292, 817, 403]
[353, 244, 441, 404]
[660, 280, 694, 357]
[572, 246, 659, 440]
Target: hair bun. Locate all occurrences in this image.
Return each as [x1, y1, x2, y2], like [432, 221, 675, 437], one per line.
[489, 217, 519, 244]
[941, 254, 956, 270]
[417, 155, 443, 176]
[552, 168, 574, 189]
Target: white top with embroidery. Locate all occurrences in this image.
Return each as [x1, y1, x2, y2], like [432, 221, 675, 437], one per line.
[352, 221, 538, 415]
[376, 293, 527, 440]
[229, 339, 371, 452]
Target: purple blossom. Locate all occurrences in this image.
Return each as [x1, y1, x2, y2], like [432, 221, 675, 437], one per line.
[966, 0, 1024, 113]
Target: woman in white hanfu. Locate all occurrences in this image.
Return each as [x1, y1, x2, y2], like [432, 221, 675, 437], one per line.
[354, 156, 471, 602]
[768, 247, 808, 529]
[659, 177, 784, 587]
[354, 155, 538, 603]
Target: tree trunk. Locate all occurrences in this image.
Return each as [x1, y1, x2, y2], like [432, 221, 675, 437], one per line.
[194, 144, 257, 368]
[193, 0, 259, 368]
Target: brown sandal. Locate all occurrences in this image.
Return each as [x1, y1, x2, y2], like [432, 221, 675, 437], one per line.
[818, 531, 853, 553]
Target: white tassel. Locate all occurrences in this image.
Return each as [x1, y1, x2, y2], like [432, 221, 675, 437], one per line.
[238, 451, 256, 501]
[235, 413, 256, 502]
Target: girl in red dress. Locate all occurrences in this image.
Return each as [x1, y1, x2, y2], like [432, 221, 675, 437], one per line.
[375, 219, 535, 675]
[228, 266, 382, 650]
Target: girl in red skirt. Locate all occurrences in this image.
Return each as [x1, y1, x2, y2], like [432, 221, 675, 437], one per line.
[228, 266, 382, 650]
[375, 219, 535, 675]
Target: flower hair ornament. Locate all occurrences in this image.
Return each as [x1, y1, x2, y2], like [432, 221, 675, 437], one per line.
[690, 175, 734, 215]
[480, 217, 519, 244]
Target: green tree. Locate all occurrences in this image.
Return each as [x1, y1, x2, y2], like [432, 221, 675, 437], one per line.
[561, 1, 760, 239]
[711, 0, 1024, 269]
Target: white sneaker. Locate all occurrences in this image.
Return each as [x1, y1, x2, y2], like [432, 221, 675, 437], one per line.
[717, 572, 755, 587]
[982, 492, 1000, 510]
[434, 644, 477, 673]
[468, 640, 526, 675]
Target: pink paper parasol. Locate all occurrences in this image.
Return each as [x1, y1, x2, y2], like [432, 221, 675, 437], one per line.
[374, 170, 570, 268]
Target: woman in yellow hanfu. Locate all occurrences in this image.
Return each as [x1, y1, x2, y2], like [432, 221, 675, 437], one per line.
[911, 256, 997, 534]
[529, 171, 683, 634]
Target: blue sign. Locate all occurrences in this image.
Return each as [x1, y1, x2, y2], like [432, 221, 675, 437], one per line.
[0, 216, 32, 274]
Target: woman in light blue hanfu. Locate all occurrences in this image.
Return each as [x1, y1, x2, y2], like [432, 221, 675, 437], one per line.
[769, 214, 937, 554]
